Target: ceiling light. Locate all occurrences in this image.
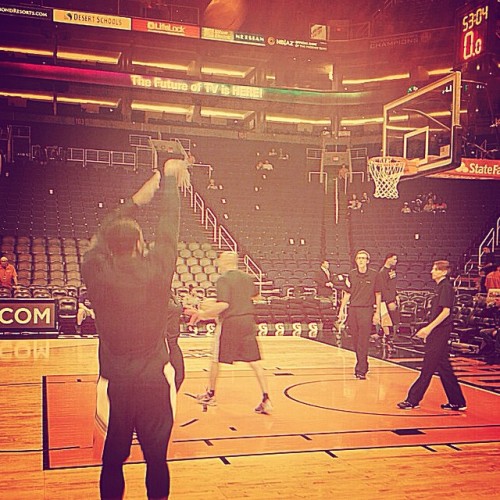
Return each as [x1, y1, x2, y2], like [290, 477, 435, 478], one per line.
[342, 73, 410, 85]
[0, 45, 52, 56]
[201, 65, 252, 78]
[341, 117, 383, 126]
[266, 114, 330, 125]
[131, 101, 193, 114]
[200, 108, 251, 119]
[132, 60, 190, 71]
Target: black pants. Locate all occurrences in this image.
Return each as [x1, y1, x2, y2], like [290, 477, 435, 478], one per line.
[407, 325, 466, 406]
[100, 377, 174, 499]
[348, 307, 373, 376]
[167, 340, 185, 390]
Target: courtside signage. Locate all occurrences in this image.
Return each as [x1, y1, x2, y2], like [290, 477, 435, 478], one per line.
[53, 9, 131, 30]
[0, 299, 56, 331]
[132, 18, 199, 37]
[432, 158, 500, 180]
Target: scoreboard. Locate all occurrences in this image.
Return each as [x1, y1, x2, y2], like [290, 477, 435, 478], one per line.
[455, 0, 496, 67]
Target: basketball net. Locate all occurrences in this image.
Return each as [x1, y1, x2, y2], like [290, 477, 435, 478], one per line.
[368, 156, 406, 199]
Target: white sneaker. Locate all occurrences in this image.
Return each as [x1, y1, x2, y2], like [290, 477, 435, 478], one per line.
[255, 398, 273, 415]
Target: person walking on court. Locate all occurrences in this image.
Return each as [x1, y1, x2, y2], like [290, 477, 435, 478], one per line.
[338, 250, 379, 379]
[186, 251, 272, 414]
[82, 159, 190, 500]
[398, 260, 467, 411]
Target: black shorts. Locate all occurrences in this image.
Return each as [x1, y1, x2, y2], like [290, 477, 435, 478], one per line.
[216, 315, 261, 364]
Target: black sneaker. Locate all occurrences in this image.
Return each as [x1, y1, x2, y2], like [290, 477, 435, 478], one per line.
[441, 403, 467, 411]
[397, 400, 420, 410]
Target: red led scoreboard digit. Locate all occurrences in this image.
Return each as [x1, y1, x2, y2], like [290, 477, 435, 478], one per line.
[456, 1, 490, 65]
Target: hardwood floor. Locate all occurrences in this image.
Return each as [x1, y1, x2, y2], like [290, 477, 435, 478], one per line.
[1, 337, 499, 499]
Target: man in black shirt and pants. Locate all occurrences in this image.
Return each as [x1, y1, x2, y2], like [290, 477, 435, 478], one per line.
[339, 250, 379, 379]
[398, 260, 467, 411]
[82, 159, 190, 499]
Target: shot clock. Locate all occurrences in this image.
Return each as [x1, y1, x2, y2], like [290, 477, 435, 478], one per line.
[455, 0, 496, 67]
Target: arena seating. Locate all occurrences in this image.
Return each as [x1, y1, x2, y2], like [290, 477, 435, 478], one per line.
[348, 177, 500, 288]
[0, 161, 218, 292]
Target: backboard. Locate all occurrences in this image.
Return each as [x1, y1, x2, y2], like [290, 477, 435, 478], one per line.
[382, 72, 462, 178]
[149, 139, 187, 170]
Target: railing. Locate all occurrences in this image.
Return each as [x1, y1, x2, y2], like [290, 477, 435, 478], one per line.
[45, 146, 137, 170]
[205, 208, 217, 241]
[308, 171, 328, 193]
[192, 163, 213, 177]
[193, 192, 205, 225]
[497, 216, 500, 248]
[182, 183, 267, 291]
[479, 227, 495, 267]
[244, 254, 264, 294]
[218, 225, 237, 252]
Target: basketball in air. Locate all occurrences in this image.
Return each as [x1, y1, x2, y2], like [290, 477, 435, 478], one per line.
[203, 0, 248, 31]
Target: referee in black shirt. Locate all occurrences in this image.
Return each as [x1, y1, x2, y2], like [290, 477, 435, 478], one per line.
[339, 250, 379, 379]
[398, 260, 467, 411]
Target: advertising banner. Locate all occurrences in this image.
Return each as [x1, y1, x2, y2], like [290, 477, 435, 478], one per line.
[0, 4, 52, 20]
[0, 299, 56, 332]
[53, 9, 131, 30]
[267, 36, 327, 51]
[133, 18, 199, 38]
[233, 32, 266, 46]
[0, 61, 373, 106]
[432, 158, 500, 180]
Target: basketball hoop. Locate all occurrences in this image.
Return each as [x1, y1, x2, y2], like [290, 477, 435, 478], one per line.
[368, 156, 406, 199]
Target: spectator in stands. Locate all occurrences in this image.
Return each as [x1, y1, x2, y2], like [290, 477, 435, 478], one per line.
[338, 250, 379, 380]
[481, 246, 496, 276]
[255, 160, 264, 170]
[338, 164, 349, 181]
[401, 202, 412, 214]
[485, 265, 500, 292]
[186, 251, 272, 414]
[268, 147, 278, 156]
[278, 148, 289, 160]
[480, 246, 496, 293]
[261, 159, 274, 171]
[422, 197, 435, 212]
[81, 159, 190, 500]
[207, 178, 219, 190]
[435, 198, 447, 213]
[76, 291, 95, 334]
[315, 260, 334, 300]
[360, 192, 370, 212]
[397, 260, 467, 411]
[347, 194, 362, 213]
[0, 256, 17, 289]
[412, 198, 423, 212]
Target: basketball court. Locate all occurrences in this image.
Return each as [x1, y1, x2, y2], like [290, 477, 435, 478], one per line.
[1, 336, 499, 498]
